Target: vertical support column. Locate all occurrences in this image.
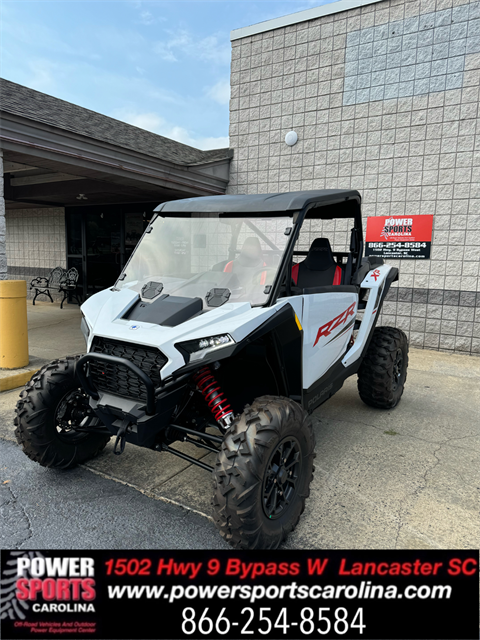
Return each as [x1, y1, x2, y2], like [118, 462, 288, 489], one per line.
[0, 150, 6, 280]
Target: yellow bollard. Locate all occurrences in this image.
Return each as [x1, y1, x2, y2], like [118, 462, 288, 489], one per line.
[0, 280, 29, 369]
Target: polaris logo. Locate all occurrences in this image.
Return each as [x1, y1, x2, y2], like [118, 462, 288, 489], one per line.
[308, 384, 333, 408]
[129, 325, 140, 330]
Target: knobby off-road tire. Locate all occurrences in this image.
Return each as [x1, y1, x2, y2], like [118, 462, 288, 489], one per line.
[14, 356, 110, 469]
[212, 396, 315, 549]
[357, 326, 409, 409]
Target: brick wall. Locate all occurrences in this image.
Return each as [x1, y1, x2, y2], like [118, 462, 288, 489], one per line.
[5, 207, 67, 300]
[228, 0, 480, 355]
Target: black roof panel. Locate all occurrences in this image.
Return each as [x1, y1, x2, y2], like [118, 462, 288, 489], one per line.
[156, 189, 361, 214]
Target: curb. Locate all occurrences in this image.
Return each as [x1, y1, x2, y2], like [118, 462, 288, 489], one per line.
[0, 369, 39, 392]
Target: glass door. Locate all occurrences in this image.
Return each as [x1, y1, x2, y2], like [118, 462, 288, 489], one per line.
[85, 212, 122, 295]
[66, 210, 85, 300]
[66, 206, 152, 299]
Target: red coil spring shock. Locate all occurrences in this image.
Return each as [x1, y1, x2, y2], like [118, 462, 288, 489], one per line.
[193, 366, 234, 428]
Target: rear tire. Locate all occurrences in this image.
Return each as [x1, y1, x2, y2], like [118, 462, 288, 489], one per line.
[212, 396, 315, 549]
[357, 326, 409, 409]
[14, 356, 110, 469]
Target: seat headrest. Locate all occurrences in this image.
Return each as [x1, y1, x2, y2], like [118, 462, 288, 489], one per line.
[304, 238, 336, 271]
[238, 237, 264, 267]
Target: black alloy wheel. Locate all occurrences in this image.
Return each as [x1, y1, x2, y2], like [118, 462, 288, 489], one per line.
[14, 356, 110, 469]
[357, 326, 409, 409]
[392, 348, 404, 392]
[212, 395, 315, 549]
[262, 436, 302, 520]
[54, 389, 96, 443]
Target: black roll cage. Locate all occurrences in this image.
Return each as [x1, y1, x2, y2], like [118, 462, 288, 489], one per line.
[265, 195, 363, 307]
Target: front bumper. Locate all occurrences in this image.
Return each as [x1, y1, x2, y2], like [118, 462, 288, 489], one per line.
[76, 353, 156, 414]
[75, 353, 188, 448]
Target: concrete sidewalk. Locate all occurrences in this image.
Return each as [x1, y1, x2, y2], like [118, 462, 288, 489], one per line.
[0, 303, 478, 549]
[0, 301, 83, 391]
[23, 301, 84, 361]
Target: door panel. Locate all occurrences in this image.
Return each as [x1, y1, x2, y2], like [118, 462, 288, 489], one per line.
[66, 211, 85, 299]
[301, 292, 358, 389]
[85, 212, 122, 294]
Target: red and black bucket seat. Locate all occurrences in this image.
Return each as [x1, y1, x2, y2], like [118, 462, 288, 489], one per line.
[292, 238, 343, 289]
[224, 237, 267, 284]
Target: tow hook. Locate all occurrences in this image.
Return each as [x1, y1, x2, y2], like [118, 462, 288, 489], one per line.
[113, 417, 132, 456]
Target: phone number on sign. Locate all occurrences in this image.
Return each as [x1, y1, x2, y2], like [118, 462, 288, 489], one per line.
[369, 242, 428, 248]
[181, 607, 365, 636]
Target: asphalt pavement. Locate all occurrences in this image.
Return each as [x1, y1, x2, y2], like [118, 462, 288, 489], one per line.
[0, 302, 479, 550]
[0, 437, 227, 549]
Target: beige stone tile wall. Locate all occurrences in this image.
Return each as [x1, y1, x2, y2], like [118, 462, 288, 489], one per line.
[228, 0, 480, 354]
[5, 207, 66, 299]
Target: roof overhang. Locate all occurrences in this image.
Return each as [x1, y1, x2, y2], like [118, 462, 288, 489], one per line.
[1, 111, 232, 208]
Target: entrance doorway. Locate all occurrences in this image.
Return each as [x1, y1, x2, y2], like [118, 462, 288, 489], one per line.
[66, 203, 157, 299]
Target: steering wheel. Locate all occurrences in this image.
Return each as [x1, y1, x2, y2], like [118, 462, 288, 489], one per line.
[249, 267, 277, 287]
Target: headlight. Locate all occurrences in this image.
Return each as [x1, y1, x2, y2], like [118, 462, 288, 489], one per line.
[177, 334, 235, 363]
[80, 314, 90, 346]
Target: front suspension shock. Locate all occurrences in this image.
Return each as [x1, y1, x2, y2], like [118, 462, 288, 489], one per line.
[193, 366, 234, 429]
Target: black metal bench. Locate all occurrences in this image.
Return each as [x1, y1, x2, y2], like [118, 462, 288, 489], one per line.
[30, 267, 82, 308]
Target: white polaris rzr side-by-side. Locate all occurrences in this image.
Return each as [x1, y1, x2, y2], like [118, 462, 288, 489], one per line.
[14, 190, 408, 549]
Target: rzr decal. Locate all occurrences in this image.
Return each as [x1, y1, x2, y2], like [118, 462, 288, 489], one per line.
[371, 269, 381, 281]
[324, 318, 356, 345]
[313, 302, 356, 346]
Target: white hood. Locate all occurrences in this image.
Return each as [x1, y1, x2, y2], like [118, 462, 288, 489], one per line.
[81, 287, 284, 380]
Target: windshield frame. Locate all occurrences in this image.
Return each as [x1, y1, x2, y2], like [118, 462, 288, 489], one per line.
[114, 211, 297, 308]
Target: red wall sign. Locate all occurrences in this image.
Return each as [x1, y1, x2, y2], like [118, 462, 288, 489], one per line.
[365, 215, 434, 259]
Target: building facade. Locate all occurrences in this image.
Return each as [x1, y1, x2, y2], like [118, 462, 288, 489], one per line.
[228, 0, 480, 355]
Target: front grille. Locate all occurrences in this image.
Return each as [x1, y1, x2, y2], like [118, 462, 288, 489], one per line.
[89, 337, 168, 402]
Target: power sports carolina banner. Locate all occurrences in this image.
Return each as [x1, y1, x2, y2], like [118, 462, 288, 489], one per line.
[365, 215, 434, 259]
[0, 550, 478, 639]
